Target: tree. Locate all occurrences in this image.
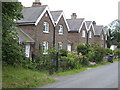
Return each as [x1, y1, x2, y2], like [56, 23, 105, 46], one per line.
[2, 2, 26, 65]
[107, 19, 120, 48]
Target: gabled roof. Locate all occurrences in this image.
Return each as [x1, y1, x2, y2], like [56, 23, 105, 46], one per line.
[85, 21, 92, 30]
[51, 10, 70, 31]
[67, 18, 84, 32]
[103, 27, 108, 35]
[51, 10, 63, 22]
[17, 5, 55, 26]
[17, 28, 35, 43]
[85, 21, 95, 34]
[94, 25, 104, 36]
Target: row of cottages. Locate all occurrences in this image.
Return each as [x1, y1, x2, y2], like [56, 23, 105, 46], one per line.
[17, 1, 107, 58]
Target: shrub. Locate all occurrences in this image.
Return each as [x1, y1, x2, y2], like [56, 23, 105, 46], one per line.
[59, 49, 68, 57]
[35, 47, 56, 74]
[76, 44, 89, 55]
[60, 52, 83, 71]
[114, 49, 120, 58]
[104, 48, 113, 55]
[92, 45, 106, 63]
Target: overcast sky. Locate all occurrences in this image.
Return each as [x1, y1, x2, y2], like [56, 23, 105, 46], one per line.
[18, 0, 119, 26]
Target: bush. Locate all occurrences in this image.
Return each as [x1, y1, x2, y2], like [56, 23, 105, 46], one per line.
[104, 48, 113, 55]
[60, 52, 83, 71]
[35, 47, 56, 74]
[59, 49, 68, 57]
[114, 49, 120, 58]
[76, 44, 89, 55]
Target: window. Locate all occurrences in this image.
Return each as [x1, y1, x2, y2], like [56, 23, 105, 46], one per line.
[58, 42, 63, 50]
[67, 44, 72, 51]
[102, 34, 104, 40]
[59, 25, 63, 34]
[89, 31, 92, 38]
[82, 30, 85, 37]
[42, 41, 48, 54]
[43, 22, 49, 33]
[25, 44, 30, 57]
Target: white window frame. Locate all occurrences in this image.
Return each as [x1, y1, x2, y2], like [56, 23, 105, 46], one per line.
[42, 41, 48, 54]
[58, 42, 63, 50]
[25, 44, 30, 57]
[89, 31, 92, 38]
[102, 34, 104, 40]
[67, 44, 72, 51]
[43, 22, 49, 33]
[82, 30, 85, 37]
[58, 25, 63, 34]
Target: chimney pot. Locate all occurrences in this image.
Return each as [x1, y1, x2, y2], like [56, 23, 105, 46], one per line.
[32, 0, 41, 6]
[71, 13, 77, 19]
[92, 21, 96, 26]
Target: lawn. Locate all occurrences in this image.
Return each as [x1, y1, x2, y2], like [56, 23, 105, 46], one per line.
[2, 65, 55, 88]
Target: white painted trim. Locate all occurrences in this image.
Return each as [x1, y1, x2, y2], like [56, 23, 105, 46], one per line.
[55, 11, 70, 31]
[78, 20, 86, 33]
[35, 6, 55, 26]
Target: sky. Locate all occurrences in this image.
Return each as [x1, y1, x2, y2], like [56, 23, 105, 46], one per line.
[18, 0, 119, 26]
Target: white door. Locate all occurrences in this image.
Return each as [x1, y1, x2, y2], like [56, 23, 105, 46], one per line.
[67, 44, 71, 51]
[25, 44, 30, 57]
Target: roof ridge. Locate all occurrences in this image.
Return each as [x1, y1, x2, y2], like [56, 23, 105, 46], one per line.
[86, 21, 92, 22]
[51, 10, 63, 12]
[24, 5, 48, 8]
[67, 18, 84, 20]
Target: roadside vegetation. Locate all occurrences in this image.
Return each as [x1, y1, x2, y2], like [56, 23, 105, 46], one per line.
[2, 65, 55, 88]
[2, 2, 120, 88]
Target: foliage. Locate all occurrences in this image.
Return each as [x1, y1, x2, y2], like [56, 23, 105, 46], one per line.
[35, 47, 56, 74]
[59, 49, 68, 57]
[3, 65, 55, 88]
[107, 19, 120, 48]
[76, 44, 89, 55]
[2, 2, 27, 66]
[60, 52, 83, 71]
[114, 49, 120, 58]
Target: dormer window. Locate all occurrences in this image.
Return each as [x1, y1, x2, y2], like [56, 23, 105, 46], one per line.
[89, 31, 92, 38]
[82, 30, 85, 37]
[43, 22, 49, 33]
[59, 25, 63, 34]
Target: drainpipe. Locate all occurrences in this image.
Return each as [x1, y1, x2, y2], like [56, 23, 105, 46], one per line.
[86, 31, 89, 44]
[53, 23, 56, 47]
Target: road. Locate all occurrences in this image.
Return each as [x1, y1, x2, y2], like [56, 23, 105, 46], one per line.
[40, 61, 118, 88]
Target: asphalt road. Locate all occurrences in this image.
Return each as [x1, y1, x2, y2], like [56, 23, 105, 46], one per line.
[40, 61, 118, 88]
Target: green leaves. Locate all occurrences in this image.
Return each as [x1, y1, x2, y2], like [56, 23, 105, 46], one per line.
[2, 2, 26, 66]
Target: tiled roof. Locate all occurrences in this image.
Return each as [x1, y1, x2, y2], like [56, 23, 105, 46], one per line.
[50, 10, 63, 22]
[67, 18, 84, 32]
[94, 25, 103, 36]
[17, 5, 47, 24]
[85, 21, 92, 30]
[17, 28, 35, 43]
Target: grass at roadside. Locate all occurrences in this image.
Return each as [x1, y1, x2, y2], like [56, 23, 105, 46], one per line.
[53, 59, 118, 76]
[53, 67, 87, 76]
[2, 65, 55, 88]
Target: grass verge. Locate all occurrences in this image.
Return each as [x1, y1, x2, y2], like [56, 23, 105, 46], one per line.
[53, 59, 118, 76]
[53, 67, 87, 76]
[2, 65, 55, 88]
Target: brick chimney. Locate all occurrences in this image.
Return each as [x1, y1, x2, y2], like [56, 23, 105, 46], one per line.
[32, 0, 42, 6]
[71, 13, 77, 19]
[92, 21, 96, 26]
